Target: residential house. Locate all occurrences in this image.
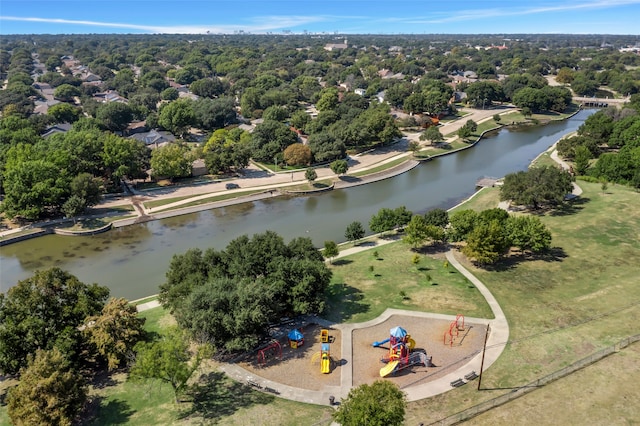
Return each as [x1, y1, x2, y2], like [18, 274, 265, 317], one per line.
[42, 123, 72, 138]
[33, 99, 61, 115]
[81, 73, 102, 83]
[130, 129, 175, 148]
[94, 90, 128, 104]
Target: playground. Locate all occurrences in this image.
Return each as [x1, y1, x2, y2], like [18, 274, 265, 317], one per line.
[237, 312, 486, 393]
[239, 323, 343, 391]
[352, 314, 485, 388]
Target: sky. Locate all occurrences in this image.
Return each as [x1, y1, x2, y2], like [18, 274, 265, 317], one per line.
[1, 0, 640, 35]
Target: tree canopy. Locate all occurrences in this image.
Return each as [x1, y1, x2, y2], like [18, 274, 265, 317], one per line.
[0, 268, 109, 375]
[84, 298, 146, 371]
[500, 166, 573, 209]
[158, 231, 331, 352]
[129, 328, 203, 402]
[333, 380, 407, 426]
[7, 347, 87, 426]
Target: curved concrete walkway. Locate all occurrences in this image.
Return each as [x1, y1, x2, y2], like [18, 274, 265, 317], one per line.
[215, 245, 509, 406]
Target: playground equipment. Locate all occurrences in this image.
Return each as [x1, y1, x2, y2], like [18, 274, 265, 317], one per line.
[311, 342, 332, 374]
[321, 343, 331, 374]
[372, 326, 430, 377]
[257, 340, 282, 365]
[321, 329, 329, 343]
[288, 329, 304, 349]
[443, 314, 465, 347]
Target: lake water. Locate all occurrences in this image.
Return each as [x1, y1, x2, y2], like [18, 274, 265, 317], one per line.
[0, 110, 594, 299]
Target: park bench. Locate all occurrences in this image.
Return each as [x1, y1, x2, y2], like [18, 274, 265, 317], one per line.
[464, 371, 478, 381]
[246, 379, 262, 389]
[450, 378, 466, 387]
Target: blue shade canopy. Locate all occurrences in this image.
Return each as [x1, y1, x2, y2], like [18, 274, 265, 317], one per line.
[288, 329, 303, 340]
[390, 327, 407, 338]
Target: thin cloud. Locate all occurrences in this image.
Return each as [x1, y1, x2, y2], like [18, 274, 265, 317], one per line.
[0, 14, 330, 34]
[389, 0, 640, 25]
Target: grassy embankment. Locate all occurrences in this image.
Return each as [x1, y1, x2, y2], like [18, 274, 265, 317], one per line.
[142, 188, 267, 211]
[405, 182, 640, 424]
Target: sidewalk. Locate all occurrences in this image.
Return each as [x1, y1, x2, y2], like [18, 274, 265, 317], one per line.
[0, 106, 514, 240]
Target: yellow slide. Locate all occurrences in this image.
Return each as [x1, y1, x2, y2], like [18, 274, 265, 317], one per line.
[379, 360, 399, 377]
[321, 356, 330, 374]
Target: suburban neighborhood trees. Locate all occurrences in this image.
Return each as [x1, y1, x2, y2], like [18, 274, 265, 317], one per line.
[250, 120, 299, 163]
[0, 159, 68, 219]
[324, 240, 339, 263]
[369, 207, 399, 234]
[283, 143, 312, 166]
[462, 220, 510, 265]
[369, 206, 412, 234]
[53, 83, 81, 102]
[420, 126, 444, 145]
[158, 99, 195, 138]
[305, 167, 317, 183]
[47, 102, 80, 123]
[330, 159, 349, 175]
[61, 195, 86, 222]
[150, 143, 192, 180]
[506, 215, 552, 254]
[83, 298, 146, 371]
[96, 102, 134, 133]
[333, 380, 407, 426]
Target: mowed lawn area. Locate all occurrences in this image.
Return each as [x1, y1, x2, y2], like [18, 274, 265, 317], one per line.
[325, 242, 494, 323]
[406, 181, 640, 424]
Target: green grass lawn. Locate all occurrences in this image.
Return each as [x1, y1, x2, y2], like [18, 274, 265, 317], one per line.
[350, 156, 409, 177]
[450, 186, 501, 213]
[283, 180, 332, 192]
[406, 182, 640, 424]
[325, 242, 494, 323]
[144, 195, 193, 209]
[146, 189, 266, 211]
[530, 149, 559, 169]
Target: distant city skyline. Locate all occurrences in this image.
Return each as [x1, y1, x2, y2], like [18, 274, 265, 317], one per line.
[1, 0, 640, 35]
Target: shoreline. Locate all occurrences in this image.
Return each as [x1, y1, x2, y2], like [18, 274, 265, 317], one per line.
[0, 107, 581, 247]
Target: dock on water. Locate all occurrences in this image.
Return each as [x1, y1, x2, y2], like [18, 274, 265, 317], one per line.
[475, 176, 500, 188]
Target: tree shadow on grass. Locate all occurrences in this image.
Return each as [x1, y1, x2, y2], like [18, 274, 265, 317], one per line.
[481, 246, 568, 272]
[324, 283, 369, 323]
[546, 197, 590, 217]
[179, 372, 274, 422]
[338, 175, 362, 183]
[415, 243, 449, 256]
[332, 259, 353, 266]
[86, 398, 134, 425]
